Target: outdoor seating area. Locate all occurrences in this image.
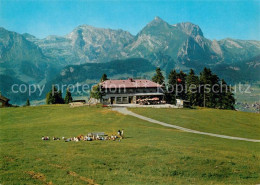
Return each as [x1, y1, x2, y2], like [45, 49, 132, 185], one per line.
[41, 130, 124, 142]
[136, 97, 166, 105]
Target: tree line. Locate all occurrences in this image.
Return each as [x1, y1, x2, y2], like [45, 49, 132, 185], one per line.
[46, 87, 73, 104]
[46, 73, 107, 104]
[23, 87, 73, 106]
[152, 67, 235, 110]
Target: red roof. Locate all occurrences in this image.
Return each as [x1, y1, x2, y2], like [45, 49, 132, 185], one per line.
[101, 78, 162, 89]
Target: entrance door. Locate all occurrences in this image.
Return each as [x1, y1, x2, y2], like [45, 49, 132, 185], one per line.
[129, 96, 133, 104]
[111, 97, 115, 104]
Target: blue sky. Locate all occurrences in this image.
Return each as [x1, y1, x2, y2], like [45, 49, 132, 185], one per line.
[0, 0, 259, 40]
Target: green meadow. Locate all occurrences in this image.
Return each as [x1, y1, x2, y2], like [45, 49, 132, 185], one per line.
[131, 108, 260, 139]
[0, 105, 260, 184]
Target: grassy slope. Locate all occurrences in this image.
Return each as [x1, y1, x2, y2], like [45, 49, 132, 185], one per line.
[0, 105, 259, 185]
[131, 108, 260, 139]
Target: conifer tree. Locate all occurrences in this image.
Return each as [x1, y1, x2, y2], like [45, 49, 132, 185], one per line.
[46, 86, 64, 104]
[219, 79, 235, 110]
[100, 73, 108, 82]
[199, 68, 220, 108]
[56, 90, 64, 104]
[52, 87, 59, 104]
[152, 68, 165, 85]
[46, 91, 54, 104]
[167, 69, 178, 103]
[199, 68, 211, 107]
[64, 88, 73, 104]
[26, 98, 30, 106]
[186, 69, 199, 106]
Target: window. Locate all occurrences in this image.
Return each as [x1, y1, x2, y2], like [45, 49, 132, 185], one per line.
[123, 97, 128, 103]
[116, 97, 121, 103]
[110, 88, 116, 93]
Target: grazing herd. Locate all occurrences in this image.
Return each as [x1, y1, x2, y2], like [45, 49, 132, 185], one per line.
[42, 130, 125, 142]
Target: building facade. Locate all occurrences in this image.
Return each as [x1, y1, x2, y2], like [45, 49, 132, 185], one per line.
[100, 78, 164, 104]
[0, 94, 10, 107]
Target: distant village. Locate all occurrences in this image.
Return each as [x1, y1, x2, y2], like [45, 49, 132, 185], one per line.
[235, 102, 260, 113]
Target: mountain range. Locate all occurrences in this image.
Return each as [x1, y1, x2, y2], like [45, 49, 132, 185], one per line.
[0, 16, 259, 104]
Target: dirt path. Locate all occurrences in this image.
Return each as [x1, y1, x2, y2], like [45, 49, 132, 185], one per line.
[112, 107, 260, 143]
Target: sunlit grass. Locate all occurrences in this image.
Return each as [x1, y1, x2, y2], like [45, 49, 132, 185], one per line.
[0, 105, 259, 184]
[131, 107, 260, 139]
